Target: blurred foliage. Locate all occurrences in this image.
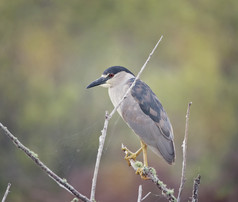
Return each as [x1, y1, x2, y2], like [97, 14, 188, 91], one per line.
[0, 1, 238, 201]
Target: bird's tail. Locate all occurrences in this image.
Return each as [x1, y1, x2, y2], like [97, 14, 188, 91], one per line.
[150, 135, 175, 165]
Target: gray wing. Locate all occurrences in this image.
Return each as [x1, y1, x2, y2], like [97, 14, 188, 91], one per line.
[131, 79, 173, 140]
[121, 78, 175, 164]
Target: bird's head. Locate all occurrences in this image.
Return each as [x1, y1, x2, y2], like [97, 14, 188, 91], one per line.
[86, 66, 135, 89]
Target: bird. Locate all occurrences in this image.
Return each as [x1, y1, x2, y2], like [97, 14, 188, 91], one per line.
[87, 66, 175, 178]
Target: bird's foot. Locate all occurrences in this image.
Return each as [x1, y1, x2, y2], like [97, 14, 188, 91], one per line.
[121, 145, 139, 166]
[136, 167, 150, 180]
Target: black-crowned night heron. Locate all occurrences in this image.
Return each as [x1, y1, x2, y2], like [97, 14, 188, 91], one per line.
[87, 66, 175, 177]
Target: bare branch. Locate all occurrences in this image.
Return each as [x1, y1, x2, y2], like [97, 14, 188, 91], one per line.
[177, 102, 192, 202]
[137, 185, 143, 202]
[2, 183, 11, 202]
[191, 175, 201, 202]
[90, 111, 110, 201]
[0, 123, 90, 202]
[141, 191, 151, 201]
[90, 36, 164, 201]
[122, 144, 177, 202]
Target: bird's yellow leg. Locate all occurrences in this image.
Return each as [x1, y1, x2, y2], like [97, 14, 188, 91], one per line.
[140, 140, 148, 167]
[121, 142, 150, 180]
[135, 140, 150, 180]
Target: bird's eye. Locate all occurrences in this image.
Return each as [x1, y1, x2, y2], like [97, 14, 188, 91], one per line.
[108, 73, 114, 78]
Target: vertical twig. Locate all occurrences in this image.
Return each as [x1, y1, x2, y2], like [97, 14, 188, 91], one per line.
[137, 185, 143, 202]
[90, 111, 110, 201]
[90, 36, 164, 201]
[177, 102, 192, 202]
[191, 174, 201, 202]
[1, 183, 11, 202]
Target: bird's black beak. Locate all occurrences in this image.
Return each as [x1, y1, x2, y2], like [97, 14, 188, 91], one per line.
[86, 76, 108, 89]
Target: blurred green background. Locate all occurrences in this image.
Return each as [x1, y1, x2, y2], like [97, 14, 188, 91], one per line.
[0, 1, 238, 201]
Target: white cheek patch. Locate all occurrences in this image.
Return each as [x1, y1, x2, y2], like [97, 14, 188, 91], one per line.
[100, 79, 111, 88]
[100, 83, 111, 88]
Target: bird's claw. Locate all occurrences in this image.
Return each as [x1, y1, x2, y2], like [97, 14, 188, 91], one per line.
[121, 146, 137, 166]
[136, 167, 150, 180]
[124, 153, 137, 166]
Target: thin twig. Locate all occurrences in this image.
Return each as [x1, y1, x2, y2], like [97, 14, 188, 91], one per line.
[177, 102, 192, 202]
[90, 36, 164, 201]
[2, 183, 11, 202]
[137, 185, 143, 202]
[141, 191, 151, 201]
[191, 174, 201, 202]
[122, 144, 177, 202]
[90, 111, 110, 201]
[137, 186, 152, 202]
[0, 123, 90, 202]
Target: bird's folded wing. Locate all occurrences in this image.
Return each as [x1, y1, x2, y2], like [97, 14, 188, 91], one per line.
[128, 78, 174, 140]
